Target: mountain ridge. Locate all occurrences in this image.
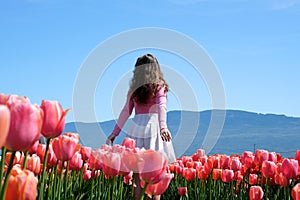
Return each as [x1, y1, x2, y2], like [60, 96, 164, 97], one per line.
[64, 109, 300, 157]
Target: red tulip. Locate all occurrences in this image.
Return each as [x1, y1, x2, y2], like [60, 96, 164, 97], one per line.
[234, 170, 244, 182]
[27, 140, 39, 155]
[261, 161, 277, 178]
[36, 143, 57, 167]
[295, 150, 300, 164]
[282, 158, 298, 179]
[249, 186, 264, 200]
[143, 173, 174, 198]
[178, 187, 188, 196]
[139, 149, 168, 184]
[5, 102, 43, 151]
[220, 155, 230, 169]
[249, 174, 258, 185]
[41, 100, 70, 138]
[254, 149, 269, 166]
[69, 152, 83, 171]
[182, 167, 196, 181]
[5, 165, 38, 200]
[51, 132, 80, 161]
[274, 172, 289, 187]
[197, 166, 209, 180]
[83, 163, 92, 181]
[292, 183, 300, 200]
[241, 151, 255, 169]
[26, 154, 41, 175]
[5, 151, 24, 166]
[212, 168, 222, 180]
[0, 105, 10, 148]
[121, 137, 136, 149]
[124, 171, 133, 185]
[80, 146, 92, 161]
[221, 169, 234, 183]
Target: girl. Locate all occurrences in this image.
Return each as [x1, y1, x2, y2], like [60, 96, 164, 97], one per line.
[106, 54, 176, 199]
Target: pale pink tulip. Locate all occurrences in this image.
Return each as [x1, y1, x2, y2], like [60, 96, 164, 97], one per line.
[26, 154, 41, 175]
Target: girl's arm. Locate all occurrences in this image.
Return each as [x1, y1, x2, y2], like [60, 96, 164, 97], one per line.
[111, 91, 134, 136]
[156, 85, 172, 142]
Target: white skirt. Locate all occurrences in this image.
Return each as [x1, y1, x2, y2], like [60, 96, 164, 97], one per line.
[127, 113, 176, 164]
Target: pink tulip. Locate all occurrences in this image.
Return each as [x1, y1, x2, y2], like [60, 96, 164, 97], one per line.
[292, 183, 300, 200]
[197, 166, 209, 180]
[230, 157, 242, 171]
[5, 165, 38, 200]
[0, 93, 9, 104]
[249, 186, 264, 200]
[143, 173, 174, 198]
[83, 163, 92, 180]
[101, 151, 121, 178]
[282, 158, 299, 179]
[0, 105, 10, 148]
[139, 149, 168, 184]
[249, 174, 258, 185]
[5, 151, 24, 166]
[221, 169, 234, 183]
[26, 154, 41, 175]
[121, 137, 136, 149]
[261, 161, 277, 178]
[5, 102, 43, 151]
[268, 152, 277, 162]
[41, 100, 70, 138]
[51, 132, 80, 161]
[254, 149, 269, 166]
[27, 140, 39, 155]
[178, 187, 188, 196]
[69, 152, 83, 171]
[88, 149, 105, 170]
[79, 146, 92, 161]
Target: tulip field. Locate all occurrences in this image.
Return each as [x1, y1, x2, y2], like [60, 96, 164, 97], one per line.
[1, 94, 300, 200]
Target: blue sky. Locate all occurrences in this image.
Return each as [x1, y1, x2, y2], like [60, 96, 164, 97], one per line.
[1, 0, 300, 123]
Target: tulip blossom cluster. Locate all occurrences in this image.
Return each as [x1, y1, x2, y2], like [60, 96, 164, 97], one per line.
[167, 149, 300, 199]
[1, 93, 300, 200]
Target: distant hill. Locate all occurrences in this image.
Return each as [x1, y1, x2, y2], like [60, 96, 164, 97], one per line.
[64, 110, 300, 158]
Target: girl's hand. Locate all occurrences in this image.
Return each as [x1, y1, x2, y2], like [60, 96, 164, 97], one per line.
[160, 128, 172, 142]
[106, 133, 116, 145]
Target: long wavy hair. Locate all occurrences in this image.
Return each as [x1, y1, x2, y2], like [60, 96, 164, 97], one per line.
[130, 54, 169, 104]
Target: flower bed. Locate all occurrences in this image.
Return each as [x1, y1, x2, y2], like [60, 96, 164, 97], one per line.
[1, 93, 300, 200]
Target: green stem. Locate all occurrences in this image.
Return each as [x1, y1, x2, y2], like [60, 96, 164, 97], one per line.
[38, 138, 51, 200]
[140, 182, 148, 200]
[0, 151, 16, 200]
[0, 147, 7, 195]
[64, 161, 69, 199]
[58, 161, 65, 200]
[22, 150, 28, 169]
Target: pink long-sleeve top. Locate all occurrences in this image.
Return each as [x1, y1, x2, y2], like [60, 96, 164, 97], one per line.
[112, 85, 168, 136]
